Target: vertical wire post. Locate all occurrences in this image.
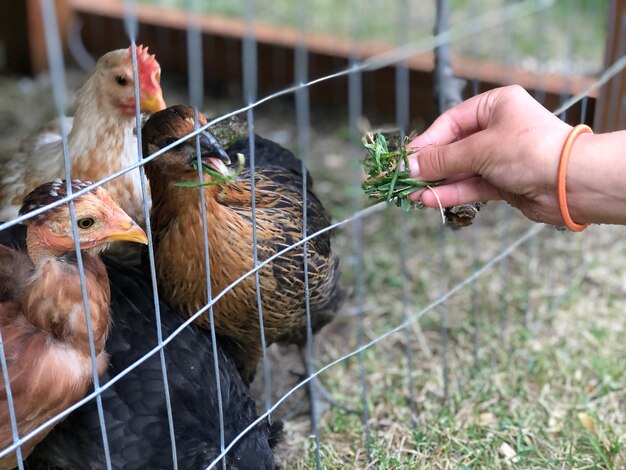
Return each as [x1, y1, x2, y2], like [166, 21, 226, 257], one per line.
[0, 321, 22, 467]
[576, 94, 589, 294]
[604, 12, 626, 132]
[470, 211, 481, 370]
[243, 0, 273, 418]
[525, 0, 551, 328]
[496, 0, 516, 343]
[532, 0, 548, 104]
[130, 39, 180, 470]
[498, 207, 511, 343]
[123, 3, 180, 467]
[294, 1, 322, 466]
[41, 0, 112, 467]
[349, 0, 371, 462]
[497, 0, 514, 335]
[438, 224, 450, 402]
[468, 0, 482, 372]
[433, 0, 456, 403]
[550, 4, 574, 313]
[185, 1, 226, 466]
[560, 2, 579, 311]
[394, 0, 417, 425]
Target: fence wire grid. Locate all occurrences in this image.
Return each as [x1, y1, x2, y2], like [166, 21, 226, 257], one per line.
[0, 0, 625, 468]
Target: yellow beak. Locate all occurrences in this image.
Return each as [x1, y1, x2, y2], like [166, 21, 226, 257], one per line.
[140, 91, 166, 113]
[106, 219, 148, 245]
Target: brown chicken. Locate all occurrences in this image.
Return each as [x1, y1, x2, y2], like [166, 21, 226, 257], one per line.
[0, 45, 166, 226]
[142, 105, 343, 384]
[0, 179, 147, 469]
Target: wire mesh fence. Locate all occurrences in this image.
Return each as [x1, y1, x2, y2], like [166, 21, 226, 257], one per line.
[0, 0, 624, 468]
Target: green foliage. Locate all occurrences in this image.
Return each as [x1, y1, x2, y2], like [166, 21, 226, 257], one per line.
[361, 133, 438, 211]
[175, 153, 245, 187]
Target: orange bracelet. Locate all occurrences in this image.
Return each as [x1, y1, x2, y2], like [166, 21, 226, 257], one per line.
[557, 124, 592, 232]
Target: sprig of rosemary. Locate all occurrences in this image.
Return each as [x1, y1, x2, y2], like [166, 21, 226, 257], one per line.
[361, 132, 439, 211]
[175, 153, 246, 187]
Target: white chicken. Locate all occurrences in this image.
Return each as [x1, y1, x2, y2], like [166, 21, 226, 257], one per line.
[0, 45, 166, 226]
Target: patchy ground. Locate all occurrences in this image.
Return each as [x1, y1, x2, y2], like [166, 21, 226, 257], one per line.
[0, 70, 624, 469]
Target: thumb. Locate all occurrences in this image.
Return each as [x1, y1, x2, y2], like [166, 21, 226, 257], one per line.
[409, 131, 491, 182]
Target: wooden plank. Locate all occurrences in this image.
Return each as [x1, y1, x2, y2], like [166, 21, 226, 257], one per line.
[594, 0, 626, 132]
[69, 0, 597, 98]
[28, 0, 72, 74]
[66, 0, 596, 127]
[0, 0, 72, 75]
[0, 0, 30, 73]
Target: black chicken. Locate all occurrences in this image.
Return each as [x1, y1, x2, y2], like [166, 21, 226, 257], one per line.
[0, 224, 281, 470]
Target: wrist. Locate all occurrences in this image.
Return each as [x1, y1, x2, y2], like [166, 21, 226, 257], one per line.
[566, 131, 626, 225]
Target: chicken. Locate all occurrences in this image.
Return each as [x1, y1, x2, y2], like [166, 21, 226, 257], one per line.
[142, 105, 343, 384]
[0, 249, 281, 470]
[0, 179, 147, 469]
[0, 45, 166, 227]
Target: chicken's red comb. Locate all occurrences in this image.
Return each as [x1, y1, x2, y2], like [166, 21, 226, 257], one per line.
[128, 44, 161, 95]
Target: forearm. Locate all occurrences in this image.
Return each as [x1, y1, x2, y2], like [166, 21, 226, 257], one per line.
[567, 130, 626, 225]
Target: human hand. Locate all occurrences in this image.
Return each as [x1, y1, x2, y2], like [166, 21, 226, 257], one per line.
[407, 85, 576, 225]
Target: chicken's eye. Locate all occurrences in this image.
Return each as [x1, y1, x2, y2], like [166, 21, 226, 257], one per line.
[77, 217, 95, 229]
[115, 76, 128, 86]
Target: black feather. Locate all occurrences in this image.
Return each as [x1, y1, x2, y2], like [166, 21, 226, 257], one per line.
[0, 221, 284, 470]
[227, 134, 314, 190]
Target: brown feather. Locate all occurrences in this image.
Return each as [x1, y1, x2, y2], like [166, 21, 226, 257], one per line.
[0, 251, 110, 469]
[0, 179, 145, 467]
[144, 106, 343, 384]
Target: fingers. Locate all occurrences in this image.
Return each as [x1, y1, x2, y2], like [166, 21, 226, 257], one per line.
[408, 87, 503, 150]
[409, 176, 503, 207]
[409, 130, 493, 181]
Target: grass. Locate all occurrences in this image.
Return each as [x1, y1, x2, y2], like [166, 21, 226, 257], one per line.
[361, 132, 436, 211]
[275, 210, 625, 468]
[246, 106, 625, 469]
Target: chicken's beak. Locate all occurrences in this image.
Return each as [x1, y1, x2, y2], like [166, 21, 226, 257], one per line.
[105, 217, 148, 245]
[139, 90, 166, 114]
[197, 131, 231, 176]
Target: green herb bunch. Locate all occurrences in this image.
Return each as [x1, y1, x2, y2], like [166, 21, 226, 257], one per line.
[361, 132, 438, 210]
[176, 153, 246, 187]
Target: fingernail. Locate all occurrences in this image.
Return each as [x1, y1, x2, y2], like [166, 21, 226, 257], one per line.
[408, 156, 420, 177]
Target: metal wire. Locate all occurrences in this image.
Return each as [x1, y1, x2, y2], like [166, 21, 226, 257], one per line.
[433, 0, 457, 404]
[129, 37, 180, 469]
[438, 225, 450, 402]
[35, 0, 116, 469]
[470, 216, 482, 369]
[605, 11, 626, 130]
[0, 0, 560, 235]
[294, 1, 322, 466]
[121, 2, 182, 466]
[0, 46, 614, 451]
[0, 327, 22, 468]
[348, 0, 372, 461]
[41, 0, 112, 468]
[395, 0, 417, 425]
[468, 0, 483, 372]
[2, 2, 622, 463]
[205, 223, 547, 468]
[243, 0, 274, 424]
[186, 1, 226, 466]
[498, 207, 511, 341]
